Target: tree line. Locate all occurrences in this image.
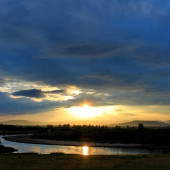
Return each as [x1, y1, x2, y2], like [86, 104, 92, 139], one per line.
[1, 124, 170, 145]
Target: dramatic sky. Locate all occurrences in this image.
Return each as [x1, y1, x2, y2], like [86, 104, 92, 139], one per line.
[0, 0, 170, 123]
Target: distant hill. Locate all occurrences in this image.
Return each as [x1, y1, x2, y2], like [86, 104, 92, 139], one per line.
[165, 120, 170, 124]
[114, 120, 169, 127]
[0, 120, 109, 126]
[0, 120, 46, 126]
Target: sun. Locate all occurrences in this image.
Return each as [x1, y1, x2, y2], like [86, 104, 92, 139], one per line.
[82, 146, 89, 155]
[68, 104, 103, 119]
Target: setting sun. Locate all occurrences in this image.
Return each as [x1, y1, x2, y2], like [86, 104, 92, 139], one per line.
[68, 104, 103, 119]
[82, 146, 89, 155]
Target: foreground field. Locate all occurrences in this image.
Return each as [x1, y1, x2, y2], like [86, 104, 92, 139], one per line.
[0, 154, 170, 170]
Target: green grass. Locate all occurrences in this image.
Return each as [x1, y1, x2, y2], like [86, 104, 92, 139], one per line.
[0, 154, 170, 170]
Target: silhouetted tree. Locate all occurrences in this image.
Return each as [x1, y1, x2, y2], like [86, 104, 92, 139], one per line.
[138, 123, 144, 130]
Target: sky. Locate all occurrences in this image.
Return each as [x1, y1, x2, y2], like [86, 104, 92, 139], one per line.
[0, 0, 170, 123]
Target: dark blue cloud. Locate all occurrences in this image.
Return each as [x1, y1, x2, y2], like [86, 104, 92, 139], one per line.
[12, 89, 45, 98]
[44, 90, 65, 94]
[12, 89, 65, 98]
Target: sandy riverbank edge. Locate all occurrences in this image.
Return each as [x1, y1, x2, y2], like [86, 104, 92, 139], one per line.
[3, 134, 170, 149]
[3, 135, 141, 148]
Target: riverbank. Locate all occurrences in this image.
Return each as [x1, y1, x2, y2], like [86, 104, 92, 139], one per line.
[4, 134, 170, 150]
[0, 153, 170, 170]
[0, 144, 17, 153]
[4, 134, 144, 148]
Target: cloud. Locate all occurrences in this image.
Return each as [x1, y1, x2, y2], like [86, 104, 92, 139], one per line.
[12, 89, 65, 98]
[12, 89, 44, 98]
[129, 45, 170, 66]
[45, 43, 139, 58]
[0, 78, 6, 85]
[65, 93, 104, 107]
[0, 92, 61, 115]
[44, 90, 65, 94]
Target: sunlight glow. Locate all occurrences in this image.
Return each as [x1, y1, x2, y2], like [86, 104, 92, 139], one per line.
[82, 146, 89, 155]
[67, 86, 82, 95]
[69, 104, 103, 119]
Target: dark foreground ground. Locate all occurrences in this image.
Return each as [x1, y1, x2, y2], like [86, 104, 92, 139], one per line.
[0, 154, 170, 170]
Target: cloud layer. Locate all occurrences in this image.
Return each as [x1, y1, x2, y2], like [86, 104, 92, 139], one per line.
[0, 0, 170, 117]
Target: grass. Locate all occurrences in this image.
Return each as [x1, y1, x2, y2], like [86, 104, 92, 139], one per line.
[50, 151, 65, 155]
[0, 154, 170, 170]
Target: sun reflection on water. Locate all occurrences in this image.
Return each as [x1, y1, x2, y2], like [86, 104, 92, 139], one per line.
[82, 146, 89, 155]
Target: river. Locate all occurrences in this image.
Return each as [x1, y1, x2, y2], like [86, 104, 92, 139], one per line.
[0, 135, 164, 155]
